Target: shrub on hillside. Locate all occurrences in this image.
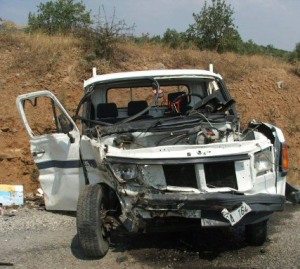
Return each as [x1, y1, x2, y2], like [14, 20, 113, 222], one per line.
[27, 0, 92, 35]
[81, 6, 135, 61]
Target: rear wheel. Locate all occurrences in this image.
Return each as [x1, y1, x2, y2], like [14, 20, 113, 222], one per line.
[76, 184, 110, 258]
[245, 220, 268, 246]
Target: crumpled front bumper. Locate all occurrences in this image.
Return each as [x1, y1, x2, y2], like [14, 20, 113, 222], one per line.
[122, 192, 285, 231]
[136, 192, 285, 212]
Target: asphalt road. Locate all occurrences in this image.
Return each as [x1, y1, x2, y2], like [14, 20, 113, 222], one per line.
[0, 202, 299, 269]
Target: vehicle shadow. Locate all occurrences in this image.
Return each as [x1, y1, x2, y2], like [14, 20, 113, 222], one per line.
[70, 225, 247, 262]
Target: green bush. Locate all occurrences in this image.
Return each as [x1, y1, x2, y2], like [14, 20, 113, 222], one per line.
[27, 0, 92, 35]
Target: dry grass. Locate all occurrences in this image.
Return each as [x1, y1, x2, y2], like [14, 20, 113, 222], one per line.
[114, 43, 289, 84]
[1, 32, 291, 78]
[23, 33, 78, 52]
[4, 33, 81, 76]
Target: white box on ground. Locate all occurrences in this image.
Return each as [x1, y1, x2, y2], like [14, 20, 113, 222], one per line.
[0, 184, 24, 206]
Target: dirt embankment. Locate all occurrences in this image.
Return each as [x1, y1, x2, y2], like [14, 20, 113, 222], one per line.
[0, 33, 299, 194]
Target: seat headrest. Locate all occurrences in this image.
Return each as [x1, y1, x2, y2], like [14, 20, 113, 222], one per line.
[97, 103, 118, 118]
[127, 100, 148, 116]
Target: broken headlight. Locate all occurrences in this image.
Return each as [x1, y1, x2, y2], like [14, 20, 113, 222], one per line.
[111, 164, 138, 181]
[254, 147, 273, 176]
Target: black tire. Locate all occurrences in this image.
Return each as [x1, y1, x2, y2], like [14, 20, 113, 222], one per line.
[245, 220, 268, 246]
[76, 184, 110, 258]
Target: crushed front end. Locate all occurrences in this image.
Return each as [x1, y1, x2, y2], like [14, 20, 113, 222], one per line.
[92, 116, 286, 232]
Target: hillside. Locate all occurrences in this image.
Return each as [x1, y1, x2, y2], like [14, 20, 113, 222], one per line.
[0, 33, 299, 194]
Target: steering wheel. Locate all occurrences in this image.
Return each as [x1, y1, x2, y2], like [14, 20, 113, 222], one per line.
[191, 90, 236, 113]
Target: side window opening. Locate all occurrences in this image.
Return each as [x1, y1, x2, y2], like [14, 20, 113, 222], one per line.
[23, 96, 73, 136]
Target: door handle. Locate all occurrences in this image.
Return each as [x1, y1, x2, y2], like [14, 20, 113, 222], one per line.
[32, 150, 45, 156]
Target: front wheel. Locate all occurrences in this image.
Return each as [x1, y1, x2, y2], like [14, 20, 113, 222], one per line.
[76, 184, 110, 258]
[245, 220, 268, 246]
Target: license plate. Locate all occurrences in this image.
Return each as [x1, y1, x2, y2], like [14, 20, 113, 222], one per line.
[221, 202, 252, 226]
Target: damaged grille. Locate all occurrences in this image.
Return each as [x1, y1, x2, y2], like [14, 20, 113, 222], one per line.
[163, 164, 197, 188]
[163, 161, 237, 190]
[204, 161, 237, 189]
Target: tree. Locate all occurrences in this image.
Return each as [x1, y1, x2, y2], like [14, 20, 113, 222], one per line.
[187, 0, 242, 52]
[27, 0, 92, 35]
[294, 42, 300, 60]
[288, 42, 300, 63]
[162, 28, 183, 49]
[82, 6, 135, 60]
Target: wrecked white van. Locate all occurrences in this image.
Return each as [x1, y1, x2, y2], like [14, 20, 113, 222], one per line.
[17, 67, 289, 257]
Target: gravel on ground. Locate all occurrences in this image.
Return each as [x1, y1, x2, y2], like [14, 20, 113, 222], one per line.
[0, 202, 299, 269]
